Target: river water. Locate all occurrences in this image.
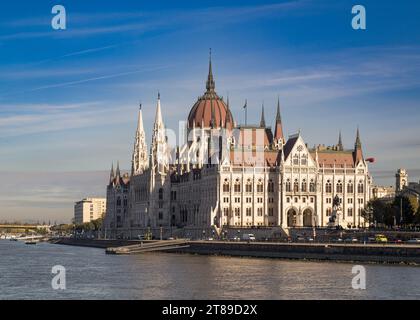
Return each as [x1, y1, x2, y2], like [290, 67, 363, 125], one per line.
[0, 240, 419, 299]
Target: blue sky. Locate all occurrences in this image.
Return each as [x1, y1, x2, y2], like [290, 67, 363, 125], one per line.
[1, 0, 420, 222]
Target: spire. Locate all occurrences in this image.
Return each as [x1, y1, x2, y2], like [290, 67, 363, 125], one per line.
[354, 127, 363, 163]
[260, 103, 266, 127]
[337, 131, 344, 151]
[275, 96, 282, 122]
[206, 48, 215, 93]
[151, 92, 168, 175]
[109, 162, 115, 184]
[132, 101, 148, 175]
[115, 161, 121, 185]
[355, 127, 362, 149]
[274, 96, 284, 143]
[155, 92, 163, 126]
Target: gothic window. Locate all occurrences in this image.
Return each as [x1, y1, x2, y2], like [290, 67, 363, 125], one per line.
[326, 208, 332, 216]
[235, 208, 241, 216]
[158, 188, 163, 200]
[293, 155, 299, 165]
[123, 198, 128, 206]
[336, 181, 343, 193]
[246, 208, 251, 216]
[301, 154, 307, 166]
[246, 179, 252, 193]
[309, 180, 316, 192]
[293, 179, 299, 192]
[223, 208, 229, 216]
[357, 181, 364, 194]
[116, 197, 121, 206]
[257, 208, 263, 216]
[158, 212, 163, 220]
[325, 180, 332, 193]
[347, 208, 353, 217]
[286, 179, 291, 192]
[234, 179, 241, 193]
[301, 179, 307, 192]
[268, 208, 274, 216]
[347, 181, 354, 193]
[257, 180, 263, 193]
[223, 179, 230, 193]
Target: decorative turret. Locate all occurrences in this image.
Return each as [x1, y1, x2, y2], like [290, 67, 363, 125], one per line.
[353, 127, 363, 164]
[206, 48, 215, 94]
[150, 93, 169, 175]
[260, 103, 266, 128]
[109, 163, 115, 185]
[115, 161, 121, 186]
[337, 131, 344, 151]
[132, 103, 149, 175]
[273, 97, 284, 148]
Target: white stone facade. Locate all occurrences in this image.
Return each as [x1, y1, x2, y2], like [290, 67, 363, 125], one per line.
[103, 59, 372, 239]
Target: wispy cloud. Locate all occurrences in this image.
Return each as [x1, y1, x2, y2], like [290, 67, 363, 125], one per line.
[0, 1, 312, 41]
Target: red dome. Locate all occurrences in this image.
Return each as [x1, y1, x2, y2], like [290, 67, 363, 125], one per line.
[187, 57, 234, 130]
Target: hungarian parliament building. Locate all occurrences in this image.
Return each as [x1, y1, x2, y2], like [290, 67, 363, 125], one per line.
[103, 57, 373, 239]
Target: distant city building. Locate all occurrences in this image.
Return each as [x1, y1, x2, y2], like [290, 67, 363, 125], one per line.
[396, 168, 408, 192]
[396, 169, 420, 202]
[103, 56, 373, 239]
[372, 185, 395, 201]
[74, 198, 106, 224]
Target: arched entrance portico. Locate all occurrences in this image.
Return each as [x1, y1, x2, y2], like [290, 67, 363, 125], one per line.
[303, 208, 314, 227]
[287, 208, 297, 227]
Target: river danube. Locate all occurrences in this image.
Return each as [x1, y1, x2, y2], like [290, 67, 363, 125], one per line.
[0, 241, 419, 299]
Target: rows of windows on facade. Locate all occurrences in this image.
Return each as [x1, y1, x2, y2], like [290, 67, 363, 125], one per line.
[102, 55, 372, 238]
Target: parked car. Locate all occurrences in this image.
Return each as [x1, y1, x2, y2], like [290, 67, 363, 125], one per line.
[242, 233, 256, 241]
[375, 234, 388, 243]
[230, 236, 241, 242]
[407, 238, 420, 244]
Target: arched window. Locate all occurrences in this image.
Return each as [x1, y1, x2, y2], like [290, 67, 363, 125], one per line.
[336, 180, 343, 193]
[234, 179, 241, 193]
[309, 179, 316, 192]
[326, 208, 332, 216]
[159, 188, 163, 200]
[347, 181, 354, 193]
[116, 197, 121, 206]
[293, 179, 299, 192]
[223, 179, 230, 193]
[325, 180, 332, 193]
[357, 181, 364, 194]
[293, 155, 299, 165]
[301, 179, 307, 192]
[285, 179, 291, 192]
[245, 179, 252, 193]
[257, 180, 263, 193]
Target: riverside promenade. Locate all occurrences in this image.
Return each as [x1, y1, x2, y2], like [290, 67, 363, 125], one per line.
[53, 238, 420, 264]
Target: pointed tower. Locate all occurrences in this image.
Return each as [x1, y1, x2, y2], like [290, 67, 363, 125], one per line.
[150, 92, 169, 176]
[206, 48, 215, 94]
[260, 103, 266, 128]
[354, 127, 363, 164]
[132, 103, 149, 175]
[337, 131, 344, 151]
[115, 161, 121, 186]
[273, 97, 284, 148]
[109, 163, 115, 185]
